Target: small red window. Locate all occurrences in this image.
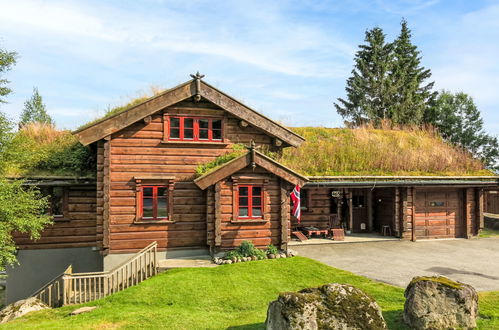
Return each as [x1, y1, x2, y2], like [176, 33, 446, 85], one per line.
[238, 185, 263, 219]
[167, 116, 223, 142]
[140, 186, 168, 220]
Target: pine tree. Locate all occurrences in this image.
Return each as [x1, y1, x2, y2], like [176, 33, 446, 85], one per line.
[391, 19, 435, 125]
[334, 27, 394, 126]
[19, 87, 53, 126]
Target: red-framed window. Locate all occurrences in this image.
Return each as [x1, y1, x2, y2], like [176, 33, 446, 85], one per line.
[140, 186, 169, 220]
[237, 185, 263, 219]
[167, 116, 223, 142]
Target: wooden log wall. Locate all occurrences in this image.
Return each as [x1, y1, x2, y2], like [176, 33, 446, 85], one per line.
[292, 188, 331, 229]
[106, 100, 277, 253]
[206, 168, 283, 250]
[14, 185, 98, 249]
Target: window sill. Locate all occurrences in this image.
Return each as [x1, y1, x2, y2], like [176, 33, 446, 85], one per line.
[161, 140, 228, 146]
[230, 219, 268, 224]
[134, 219, 176, 224]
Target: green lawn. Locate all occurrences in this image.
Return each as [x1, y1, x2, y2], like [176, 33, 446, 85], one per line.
[479, 227, 499, 238]
[2, 257, 499, 329]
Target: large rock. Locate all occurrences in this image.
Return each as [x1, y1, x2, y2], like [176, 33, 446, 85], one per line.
[265, 283, 386, 330]
[0, 297, 49, 323]
[404, 276, 478, 329]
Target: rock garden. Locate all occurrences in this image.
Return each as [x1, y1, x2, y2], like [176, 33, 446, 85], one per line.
[212, 241, 298, 265]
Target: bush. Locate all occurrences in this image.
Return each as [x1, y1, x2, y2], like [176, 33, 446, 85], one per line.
[266, 244, 279, 255]
[224, 241, 267, 260]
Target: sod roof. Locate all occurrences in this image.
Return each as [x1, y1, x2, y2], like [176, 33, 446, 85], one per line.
[277, 127, 492, 177]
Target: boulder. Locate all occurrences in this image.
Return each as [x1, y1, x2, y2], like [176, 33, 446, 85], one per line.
[70, 306, 97, 315]
[404, 276, 478, 330]
[265, 283, 386, 330]
[0, 297, 49, 323]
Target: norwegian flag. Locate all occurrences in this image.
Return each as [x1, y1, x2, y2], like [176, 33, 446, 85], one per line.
[290, 185, 301, 223]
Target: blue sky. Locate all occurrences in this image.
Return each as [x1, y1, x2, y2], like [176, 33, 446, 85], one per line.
[1, 0, 498, 135]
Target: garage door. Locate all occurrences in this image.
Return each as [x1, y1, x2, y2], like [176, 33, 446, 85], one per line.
[415, 189, 464, 239]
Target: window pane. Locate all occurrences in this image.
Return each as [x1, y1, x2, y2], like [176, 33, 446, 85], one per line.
[52, 187, 64, 216]
[170, 117, 180, 128]
[252, 197, 261, 206]
[239, 207, 248, 217]
[184, 129, 193, 139]
[157, 198, 168, 218]
[199, 129, 208, 139]
[143, 187, 153, 197]
[239, 186, 248, 196]
[239, 197, 248, 206]
[212, 130, 222, 140]
[252, 186, 262, 196]
[158, 187, 167, 197]
[252, 207, 262, 217]
[184, 118, 193, 128]
[212, 120, 222, 129]
[142, 198, 153, 218]
[170, 128, 180, 139]
[199, 119, 209, 129]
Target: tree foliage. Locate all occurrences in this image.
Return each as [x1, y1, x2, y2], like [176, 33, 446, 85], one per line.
[19, 87, 53, 126]
[335, 27, 394, 126]
[426, 91, 499, 171]
[0, 45, 17, 103]
[335, 20, 435, 126]
[391, 19, 435, 124]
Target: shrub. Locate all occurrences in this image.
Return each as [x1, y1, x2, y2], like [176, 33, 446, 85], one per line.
[266, 244, 279, 255]
[224, 240, 267, 260]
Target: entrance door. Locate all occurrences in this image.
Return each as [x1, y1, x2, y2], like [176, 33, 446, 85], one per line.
[415, 189, 464, 239]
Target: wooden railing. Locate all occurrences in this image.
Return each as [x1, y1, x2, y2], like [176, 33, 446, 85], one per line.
[32, 241, 157, 307]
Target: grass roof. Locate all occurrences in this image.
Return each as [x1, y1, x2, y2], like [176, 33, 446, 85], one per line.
[4, 123, 95, 178]
[275, 127, 491, 177]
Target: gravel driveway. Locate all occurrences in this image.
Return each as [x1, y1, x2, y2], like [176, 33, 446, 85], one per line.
[292, 238, 499, 291]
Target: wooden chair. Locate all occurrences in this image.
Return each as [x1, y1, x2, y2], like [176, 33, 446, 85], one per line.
[329, 215, 345, 241]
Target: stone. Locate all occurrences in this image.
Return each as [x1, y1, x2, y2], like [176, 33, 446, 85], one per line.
[275, 254, 281, 259]
[70, 306, 97, 316]
[0, 297, 49, 324]
[268, 254, 275, 259]
[226, 260, 233, 264]
[280, 253, 286, 258]
[287, 249, 298, 257]
[251, 256, 257, 261]
[265, 283, 386, 330]
[216, 259, 223, 265]
[404, 276, 478, 330]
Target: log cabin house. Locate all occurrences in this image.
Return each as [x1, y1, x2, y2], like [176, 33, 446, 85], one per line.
[6, 74, 498, 303]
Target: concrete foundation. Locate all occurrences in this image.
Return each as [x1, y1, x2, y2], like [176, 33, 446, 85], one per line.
[6, 247, 103, 304]
[103, 247, 210, 271]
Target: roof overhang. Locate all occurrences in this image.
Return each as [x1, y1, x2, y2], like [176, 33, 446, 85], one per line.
[73, 78, 305, 147]
[304, 176, 499, 188]
[194, 151, 308, 190]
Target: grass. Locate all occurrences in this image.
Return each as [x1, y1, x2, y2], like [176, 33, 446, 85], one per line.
[280, 126, 491, 176]
[479, 228, 499, 238]
[195, 144, 246, 177]
[3, 123, 94, 178]
[2, 257, 498, 329]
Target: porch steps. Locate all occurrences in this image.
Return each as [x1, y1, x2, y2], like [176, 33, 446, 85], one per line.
[157, 255, 216, 271]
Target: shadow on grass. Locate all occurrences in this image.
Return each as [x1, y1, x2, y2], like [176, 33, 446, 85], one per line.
[384, 310, 409, 330]
[226, 312, 407, 330]
[226, 323, 264, 330]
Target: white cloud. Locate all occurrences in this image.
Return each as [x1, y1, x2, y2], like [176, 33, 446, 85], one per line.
[0, 0, 354, 78]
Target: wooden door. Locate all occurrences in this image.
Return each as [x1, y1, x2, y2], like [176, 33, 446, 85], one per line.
[415, 189, 464, 239]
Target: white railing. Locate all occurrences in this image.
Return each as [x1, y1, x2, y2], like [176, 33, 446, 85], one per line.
[32, 241, 157, 307]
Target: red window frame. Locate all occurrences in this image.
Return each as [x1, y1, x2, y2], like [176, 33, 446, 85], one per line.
[139, 185, 169, 220]
[237, 185, 263, 219]
[166, 116, 223, 142]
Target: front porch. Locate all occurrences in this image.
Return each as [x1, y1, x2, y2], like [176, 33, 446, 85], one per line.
[288, 232, 400, 246]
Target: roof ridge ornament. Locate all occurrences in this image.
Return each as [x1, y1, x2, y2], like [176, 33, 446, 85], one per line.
[245, 140, 260, 170]
[190, 71, 205, 102]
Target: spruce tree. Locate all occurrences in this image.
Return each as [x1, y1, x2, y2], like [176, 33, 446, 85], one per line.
[19, 87, 53, 126]
[334, 27, 394, 126]
[390, 19, 435, 125]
